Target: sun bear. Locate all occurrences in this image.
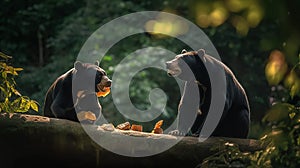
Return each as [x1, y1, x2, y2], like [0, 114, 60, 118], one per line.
[166, 49, 250, 138]
[43, 61, 111, 124]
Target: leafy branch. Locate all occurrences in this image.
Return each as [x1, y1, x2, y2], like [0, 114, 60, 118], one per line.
[0, 52, 39, 113]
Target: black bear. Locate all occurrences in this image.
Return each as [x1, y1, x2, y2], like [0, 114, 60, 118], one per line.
[166, 49, 250, 138]
[43, 61, 111, 124]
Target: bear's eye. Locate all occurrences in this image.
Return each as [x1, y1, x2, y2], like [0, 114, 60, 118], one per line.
[95, 71, 102, 78]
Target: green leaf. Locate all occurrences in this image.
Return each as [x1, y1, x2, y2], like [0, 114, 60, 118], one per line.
[263, 103, 295, 122]
[0, 86, 8, 97]
[103, 55, 113, 61]
[11, 87, 21, 96]
[289, 112, 296, 119]
[14, 67, 23, 71]
[290, 81, 300, 98]
[0, 52, 12, 59]
[2, 71, 7, 79]
[11, 97, 22, 109]
[30, 100, 39, 112]
[15, 97, 31, 113]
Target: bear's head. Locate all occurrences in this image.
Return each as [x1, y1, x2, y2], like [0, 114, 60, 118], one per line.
[73, 61, 112, 97]
[166, 49, 205, 81]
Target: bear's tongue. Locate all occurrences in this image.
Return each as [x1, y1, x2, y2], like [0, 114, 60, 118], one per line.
[97, 82, 112, 92]
[97, 87, 110, 97]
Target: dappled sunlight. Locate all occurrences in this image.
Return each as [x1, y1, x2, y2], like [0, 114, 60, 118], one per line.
[210, 1, 229, 27]
[195, 2, 211, 28]
[246, 4, 264, 28]
[196, 14, 210, 28]
[225, 0, 248, 12]
[265, 50, 288, 86]
[194, 0, 264, 36]
[145, 10, 189, 38]
[231, 15, 249, 36]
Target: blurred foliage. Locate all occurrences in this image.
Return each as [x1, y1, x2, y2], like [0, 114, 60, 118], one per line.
[261, 103, 300, 167]
[202, 99, 300, 167]
[200, 142, 251, 167]
[0, 0, 85, 66]
[0, 52, 39, 113]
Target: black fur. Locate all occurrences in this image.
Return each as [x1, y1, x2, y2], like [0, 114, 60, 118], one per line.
[43, 61, 111, 123]
[166, 49, 250, 138]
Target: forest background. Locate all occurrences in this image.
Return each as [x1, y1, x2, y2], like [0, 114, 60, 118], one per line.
[1, 1, 300, 165]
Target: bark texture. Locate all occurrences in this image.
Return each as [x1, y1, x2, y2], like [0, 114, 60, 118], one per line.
[0, 113, 263, 168]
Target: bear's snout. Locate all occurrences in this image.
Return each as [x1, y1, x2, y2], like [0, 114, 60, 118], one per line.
[100, 76, 112, 86]
[105, 79, 112, 87]
[165, 59, 182, 77]
[165, 61, 172, 69]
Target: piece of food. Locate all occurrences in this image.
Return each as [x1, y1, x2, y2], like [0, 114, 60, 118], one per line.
[131, 124, 143, 132]
[116, 121, 131, 130]
[77, 111, 96, 121]
[97, 87, 111, 97]
[152, 120, 164, 134]
[99, 123, 115, 131]
[154, 120, 163, 129]
[152, 127, 163, 134]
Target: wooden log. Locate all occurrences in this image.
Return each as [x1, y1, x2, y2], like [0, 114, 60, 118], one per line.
[0, 113, 263, 168]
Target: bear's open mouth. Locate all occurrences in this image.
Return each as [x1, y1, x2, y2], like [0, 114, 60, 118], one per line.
[97, 84, 106, 92]
[96, 83, 111, 97]
[97, 82, 111, 92]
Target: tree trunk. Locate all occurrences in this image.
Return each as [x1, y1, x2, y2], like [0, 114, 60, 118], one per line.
[37, 27, 44, 67]
[0, 113, 263, 168]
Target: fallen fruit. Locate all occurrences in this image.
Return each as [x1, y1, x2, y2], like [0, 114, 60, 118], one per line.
[152, 120, 164, 134]
[116, 121, 131, 130]
[131, 124, 143, 132]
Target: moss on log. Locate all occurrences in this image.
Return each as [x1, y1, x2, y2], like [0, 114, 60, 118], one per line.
[0, 113, 263, 168]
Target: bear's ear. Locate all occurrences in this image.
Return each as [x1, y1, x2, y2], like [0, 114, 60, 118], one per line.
[94, 61, 99, 66]
[74, 61, 84, 70]
[181, 49, 187, 54]
[197, 49, 205, 57]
